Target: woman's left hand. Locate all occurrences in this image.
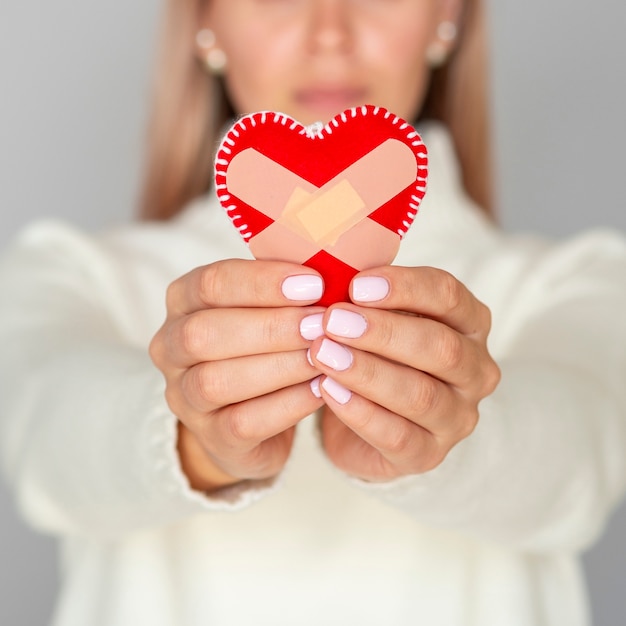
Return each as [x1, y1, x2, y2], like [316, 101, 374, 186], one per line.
[308, 266, 501, 482]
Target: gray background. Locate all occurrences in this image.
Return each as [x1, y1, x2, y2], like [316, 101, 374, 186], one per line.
[1, 1, 625, 624]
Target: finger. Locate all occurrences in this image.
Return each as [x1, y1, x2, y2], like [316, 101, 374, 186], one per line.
[318, 388, 442, 476]
[322, 304, 484, 388]
[319, 410, 403, 481]
[309, 339, 466, 437]
[181, 404, 302, 484]
[214, 427, 297, 481]
[164, 306, 324, 368]
[203, 381, 325, 455]
[167, 259, 324, 316]
[350, 266, 491, 338]
[180, 349, 318, 413]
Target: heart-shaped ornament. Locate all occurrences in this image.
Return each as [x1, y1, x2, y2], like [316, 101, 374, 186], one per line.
[214, 105, 428, 306]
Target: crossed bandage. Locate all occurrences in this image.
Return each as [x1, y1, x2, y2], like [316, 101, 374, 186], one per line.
[227, 138, 418, 270]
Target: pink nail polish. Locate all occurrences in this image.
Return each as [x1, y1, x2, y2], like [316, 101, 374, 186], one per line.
[316, 338, 353, 371]
[300, 313, 325, 340]
[352, 277, 389, 302]
[306, 348, 315, 367]
[322, 377, 352, 405]
[310, 376, 322, 398]
[326, 309, 367, 338]
[282, 275, 323, 301]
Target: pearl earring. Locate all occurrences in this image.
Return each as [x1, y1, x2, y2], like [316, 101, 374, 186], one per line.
[196, 28, 227, 75]
[437, 21, 458, 43]
[426, 43, 449, 68]
[426, 21, 458, 68]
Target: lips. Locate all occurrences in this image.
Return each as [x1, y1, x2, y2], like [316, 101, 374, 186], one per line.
[294, 86, 368, 118]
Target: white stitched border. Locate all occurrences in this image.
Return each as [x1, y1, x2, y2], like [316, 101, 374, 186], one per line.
[214, 106, 429, 242]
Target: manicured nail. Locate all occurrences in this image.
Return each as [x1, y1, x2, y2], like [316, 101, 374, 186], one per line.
[300, 313, 325, 340]
[322, 377, 352, 405]
[316, 338, 353, 371]
[282, 275, 324, 301]
[306, 348, 314, 367]
[310, 376, 322, 398]
[326, 309, 367, 338]
[352, 277, 389, 302]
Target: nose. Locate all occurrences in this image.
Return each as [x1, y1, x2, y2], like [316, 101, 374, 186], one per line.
[306, 0, 353, 55]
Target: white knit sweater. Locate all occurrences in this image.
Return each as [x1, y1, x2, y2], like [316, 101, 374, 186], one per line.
[2, 125, 626, 626]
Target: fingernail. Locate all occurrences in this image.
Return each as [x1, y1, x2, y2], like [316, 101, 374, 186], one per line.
[352, 277, 389, 302]
[316, 338, 353, 371]
[306, 348, 315, 367]
[326, 309, 367, 338]
[322, 377, 352, 405]
[310, 376, 322, 398]
[282, 275, 323, 301]
[300, 313, 325, 340]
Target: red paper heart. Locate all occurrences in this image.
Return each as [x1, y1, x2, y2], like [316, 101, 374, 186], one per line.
[214, 105, 428, 306]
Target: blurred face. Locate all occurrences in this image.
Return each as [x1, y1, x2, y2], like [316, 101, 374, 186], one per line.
[200, 0, 461, 125]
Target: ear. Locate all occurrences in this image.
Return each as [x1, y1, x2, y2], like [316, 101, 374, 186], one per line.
[426, 0, 464, 66]
[197, 0, 215, 32]
[436, 0, 464, 31]
[195, 1, 218, 60]
[194, 2, 228, 74]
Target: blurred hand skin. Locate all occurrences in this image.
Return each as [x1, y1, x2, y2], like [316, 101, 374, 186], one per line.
[150, 259, 500, 491]
[311, 265, 500, 482]
[149, 259, 326, 492]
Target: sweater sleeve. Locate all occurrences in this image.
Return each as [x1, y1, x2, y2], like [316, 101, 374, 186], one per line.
[0, 222, 278, 540]
[350, 230, 626, 553]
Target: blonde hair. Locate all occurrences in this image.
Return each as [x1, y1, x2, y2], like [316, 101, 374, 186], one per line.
[139, 0, 493, 221]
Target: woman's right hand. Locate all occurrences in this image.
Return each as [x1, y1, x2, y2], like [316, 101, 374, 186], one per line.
[149, 259, 326, 492]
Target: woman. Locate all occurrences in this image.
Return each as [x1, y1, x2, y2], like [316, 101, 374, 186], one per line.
[1, 1, 625, 625]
